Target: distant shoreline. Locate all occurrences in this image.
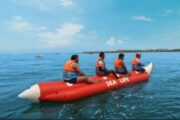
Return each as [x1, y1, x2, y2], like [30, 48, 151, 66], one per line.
[1, 48, 180, 55]
[81, 48, 180, 54]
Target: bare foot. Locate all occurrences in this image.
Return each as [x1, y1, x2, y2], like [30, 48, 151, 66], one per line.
[118, 75, 123, 79]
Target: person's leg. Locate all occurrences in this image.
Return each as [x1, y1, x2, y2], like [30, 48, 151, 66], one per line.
[133, 65, 142, 72]
[104, 70, 110, 76]
[124, 71, 131, 77]
[109, 70, 120, 79]
[124, 68, 131, 77]
[115, 72, 123, 78]
[99, 69, 120, 79]
[135, 66, 145, 73]
[96, 69, 105, 77]
[77, 76, 97, 84]
[140, 68, 145, 73]
[118, 68, 130, 77]
[64, 78, 77, 83]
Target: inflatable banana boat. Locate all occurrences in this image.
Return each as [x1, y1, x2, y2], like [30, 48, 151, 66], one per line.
[18, 63, 153, 102]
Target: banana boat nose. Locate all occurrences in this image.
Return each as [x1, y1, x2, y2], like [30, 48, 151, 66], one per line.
[144, 63, 153, 75]
[18, 84, 40, 103]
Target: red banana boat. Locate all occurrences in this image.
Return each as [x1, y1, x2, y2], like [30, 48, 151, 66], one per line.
[18, 63, 153, 102]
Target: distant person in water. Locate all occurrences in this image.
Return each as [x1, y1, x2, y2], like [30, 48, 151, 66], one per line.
[96, 52, 120, 78]
[132, 52, 145, 73]
[63, 55, 96, 84]
[114, 53, 131, 77]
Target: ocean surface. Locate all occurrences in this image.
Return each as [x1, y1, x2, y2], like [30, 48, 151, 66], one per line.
[0, 52, 180, 119]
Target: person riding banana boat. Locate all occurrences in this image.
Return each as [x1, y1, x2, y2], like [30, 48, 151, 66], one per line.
[63, 55, 97, 84]
[114, 53, 131, 77]
[132, 52, 145, 73]
[96, 52, 120, 78]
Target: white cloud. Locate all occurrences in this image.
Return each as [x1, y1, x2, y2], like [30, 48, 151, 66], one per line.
[165, 10, 173, 13]
[13, 16, 23, 21]
[12, 0, 75, 11]
[60, 0, 73, 7]
[36, 26, 47, 32]
[38, 23, 84, 48]
[9, 16, 84, 48]
[132, 16, 153, 22]
[117, 40, 123, 44]
[10, 16, 33, 31]
[164, 9, 173, 16]
[12, 0, 52, 11]
[124, 36, 130, 40]
[10, 16, 47, 32]
[106, 37, 123, 46]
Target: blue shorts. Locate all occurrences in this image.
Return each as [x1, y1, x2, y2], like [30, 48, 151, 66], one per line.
[64, 78, 77, 83]
[63, 71, 78, 83]
[115, 68, 128, 75]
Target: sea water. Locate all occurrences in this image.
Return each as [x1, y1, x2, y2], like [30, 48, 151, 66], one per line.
[0, 52, 180, 119]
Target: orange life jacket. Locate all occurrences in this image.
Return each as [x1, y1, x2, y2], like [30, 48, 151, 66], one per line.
[96, 57, 105, 69]
[64, 60, 78, 72]
[114, 59, 124, 68]
[132, 57, 140, 65]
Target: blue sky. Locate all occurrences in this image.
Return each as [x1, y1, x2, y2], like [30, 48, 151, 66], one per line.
[0, 0, 180, 53]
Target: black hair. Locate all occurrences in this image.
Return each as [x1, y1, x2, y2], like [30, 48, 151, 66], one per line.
[136, 54, 141, 57]
[99, 52, 104, 57]
[71, 55, 78, 60]
[119, 53, 124, 59]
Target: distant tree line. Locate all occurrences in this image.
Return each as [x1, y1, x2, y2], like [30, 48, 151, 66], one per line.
[82, 48, 180, 54]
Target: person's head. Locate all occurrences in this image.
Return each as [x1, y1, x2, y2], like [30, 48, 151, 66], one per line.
[136, 52, 141, 59]
[119, 53, 124, 60]
[99, 52, 105, 59]
[71, 55, 79, 63]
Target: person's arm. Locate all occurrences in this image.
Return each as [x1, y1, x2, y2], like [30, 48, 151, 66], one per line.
[122, 62, 126, 69]
[73, 63, 86, 76]
[138, 63, 144, 66]
[137, 61, 144, 66]
[98, 60, 106, 71]
[137, 59, 144, 66]
[99, 66, 106, 71]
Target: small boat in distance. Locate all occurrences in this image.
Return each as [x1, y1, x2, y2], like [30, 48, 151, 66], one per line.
[35, 54, 44, 58]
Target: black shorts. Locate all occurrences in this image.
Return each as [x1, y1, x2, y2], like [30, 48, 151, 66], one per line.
[133, 67, 145, 73]
[64, 78, 77, 83]
[96, 69, 110, 76]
